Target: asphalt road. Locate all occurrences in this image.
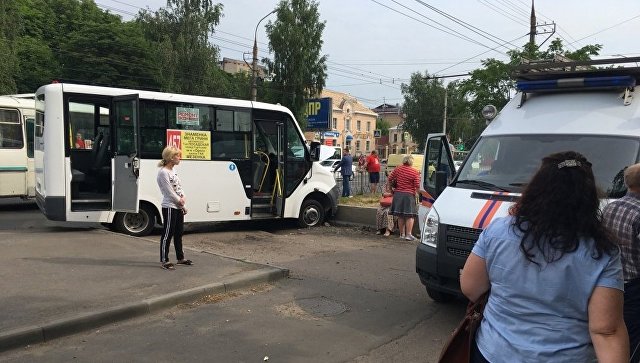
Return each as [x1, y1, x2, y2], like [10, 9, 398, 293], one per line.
[0, 198, 465, 363]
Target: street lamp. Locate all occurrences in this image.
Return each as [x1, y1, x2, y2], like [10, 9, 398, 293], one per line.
[252, 9, 277, 101]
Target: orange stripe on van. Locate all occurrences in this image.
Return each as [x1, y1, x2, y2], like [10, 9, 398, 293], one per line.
[420, 190, 435, 208]
[472, 192, 506, 229]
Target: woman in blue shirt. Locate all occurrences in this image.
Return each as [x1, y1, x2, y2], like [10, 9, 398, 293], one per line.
[461, 151, 628, 362]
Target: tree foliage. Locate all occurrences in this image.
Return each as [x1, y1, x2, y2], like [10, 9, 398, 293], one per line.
[460, 38, 602, 114]
[376, 117, 391, 136]
[137, 0, 224, 95]
[401, 71, 446, 149]
[264, 0, 328, 126]
[0, 0, 20, 93]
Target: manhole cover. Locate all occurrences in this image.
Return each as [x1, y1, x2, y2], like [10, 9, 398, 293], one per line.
[295, 296, 349, 317]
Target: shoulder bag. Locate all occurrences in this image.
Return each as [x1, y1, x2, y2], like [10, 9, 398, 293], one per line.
[437, 291, 489, 363]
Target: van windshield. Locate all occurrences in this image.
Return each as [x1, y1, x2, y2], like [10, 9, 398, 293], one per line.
[455, 135, 639, 197]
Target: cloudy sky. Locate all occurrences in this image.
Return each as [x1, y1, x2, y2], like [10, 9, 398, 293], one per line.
[100, 0, 640, 108]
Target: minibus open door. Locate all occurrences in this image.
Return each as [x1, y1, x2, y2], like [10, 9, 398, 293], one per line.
[418, 133, 455, 233]
[111, 95, 140, 212]
[274, 121, 285, 216]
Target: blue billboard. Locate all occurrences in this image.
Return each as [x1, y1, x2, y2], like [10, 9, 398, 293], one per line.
[305, 97, 332, 129]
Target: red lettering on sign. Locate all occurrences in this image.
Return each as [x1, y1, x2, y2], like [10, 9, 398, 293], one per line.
[166, 130, 181, 149]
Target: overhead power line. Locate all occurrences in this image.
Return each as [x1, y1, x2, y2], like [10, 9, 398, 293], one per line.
[568, 12, 640, 46]
[369, 0, 509, 55]
[413, 0, 523, 50]
[476, 0, 528, 26]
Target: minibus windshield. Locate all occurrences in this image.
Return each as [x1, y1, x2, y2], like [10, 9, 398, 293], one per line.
[455, 134, 639, 197]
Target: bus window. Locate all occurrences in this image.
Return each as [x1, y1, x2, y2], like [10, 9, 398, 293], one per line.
[68, 102, 101, 150]
[26, 117, 35, 158]
[169, 104, 212, 131]
[0, 109, 23, 149]
[212, 109, 251, 159]
[285, 116, 310, 194]
[140, 101, 166, 158]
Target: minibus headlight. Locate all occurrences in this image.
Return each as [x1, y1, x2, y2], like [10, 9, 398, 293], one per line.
[421, 208, 439, 248]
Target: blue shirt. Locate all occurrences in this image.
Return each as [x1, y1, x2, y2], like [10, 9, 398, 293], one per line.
[472, 216, 624, 363]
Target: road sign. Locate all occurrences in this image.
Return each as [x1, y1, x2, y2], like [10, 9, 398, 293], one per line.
[373, 129, 381, 138]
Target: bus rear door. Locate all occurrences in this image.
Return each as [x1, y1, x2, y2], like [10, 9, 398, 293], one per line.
[111, 95, 140, 212]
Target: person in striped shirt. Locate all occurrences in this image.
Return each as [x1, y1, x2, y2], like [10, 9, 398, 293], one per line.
[387, 155, 420, 240]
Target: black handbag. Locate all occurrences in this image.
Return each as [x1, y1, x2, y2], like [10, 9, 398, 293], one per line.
[438, 291, 489, 363]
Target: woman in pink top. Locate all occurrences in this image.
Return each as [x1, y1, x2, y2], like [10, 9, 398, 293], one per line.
[387, 155, 420, 240]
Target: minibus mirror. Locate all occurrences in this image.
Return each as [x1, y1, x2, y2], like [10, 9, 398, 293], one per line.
[309, 141, 321, 161]
[435, 171, 447, 196]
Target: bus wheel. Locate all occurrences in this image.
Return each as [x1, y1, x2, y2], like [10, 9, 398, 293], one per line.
[298, 199, 324, 228]
[426, 286, 455, 303]
[113, 204, 156, 237]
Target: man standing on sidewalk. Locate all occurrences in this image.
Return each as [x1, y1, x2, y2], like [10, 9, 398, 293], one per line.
[603, 163, 640, 363]
[334, 147, 353, 197]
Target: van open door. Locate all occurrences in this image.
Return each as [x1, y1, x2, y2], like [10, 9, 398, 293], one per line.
[111, 95, 140, 212]
[418, 133, 455, 233]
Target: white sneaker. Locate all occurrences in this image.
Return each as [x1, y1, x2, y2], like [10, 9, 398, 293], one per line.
[348, 195, 353, 198]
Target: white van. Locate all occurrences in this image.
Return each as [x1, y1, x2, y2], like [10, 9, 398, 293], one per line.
[415, 57, 640, 302]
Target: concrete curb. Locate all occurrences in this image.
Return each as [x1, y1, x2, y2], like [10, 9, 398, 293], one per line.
[333, 204, 420, 235]
[0, 267, 289, 353]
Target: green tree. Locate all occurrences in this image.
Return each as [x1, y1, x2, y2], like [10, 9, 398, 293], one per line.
[0, 0, 20, 93]
[459, 58, 513, 117]
[376, 117, 391, 136]
[401, 71, 446, 149]
[444, 81, 483, 150]
[137, 0, 224, 95]
[460, 39, 602, 113]
[59, 20, 159, 88]
[15, 36, 59, 93]
[264, 0, 328, 127]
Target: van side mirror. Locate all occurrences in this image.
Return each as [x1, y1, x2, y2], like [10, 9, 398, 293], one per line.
[309, 141, 321, 161]
[435, 171, 447, 196]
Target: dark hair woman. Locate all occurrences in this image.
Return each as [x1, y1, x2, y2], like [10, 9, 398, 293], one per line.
[460, 151, 628, 362]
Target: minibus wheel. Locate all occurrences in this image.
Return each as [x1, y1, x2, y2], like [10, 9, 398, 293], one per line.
[426, 286, 455, 303]
[298, 199, 324, 228]
[113, 204, 156, 237]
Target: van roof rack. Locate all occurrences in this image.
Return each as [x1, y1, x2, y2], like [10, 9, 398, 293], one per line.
[513, 56, 640, 81]
[513, 57, 639, 107]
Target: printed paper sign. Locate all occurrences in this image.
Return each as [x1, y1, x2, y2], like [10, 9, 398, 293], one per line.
[176, 107, 200, 126]
[166, 129, 211, 160]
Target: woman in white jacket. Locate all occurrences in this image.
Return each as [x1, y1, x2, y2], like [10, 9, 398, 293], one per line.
[157, 146, 193, 270]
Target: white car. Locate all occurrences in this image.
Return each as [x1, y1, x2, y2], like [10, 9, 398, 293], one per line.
[320, 159, 357, 179]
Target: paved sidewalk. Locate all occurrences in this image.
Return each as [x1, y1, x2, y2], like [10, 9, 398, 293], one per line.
[0, 228, 288, 352]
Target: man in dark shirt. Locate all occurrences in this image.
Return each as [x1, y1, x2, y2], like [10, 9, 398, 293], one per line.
[334, 147, 353, 197]
[603, 163, 640, 363]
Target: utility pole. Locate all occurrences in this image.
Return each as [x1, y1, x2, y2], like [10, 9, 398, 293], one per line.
[252, 9, 277, 102]
[442, 87, 448, 134]
[529, 0, 536, 45]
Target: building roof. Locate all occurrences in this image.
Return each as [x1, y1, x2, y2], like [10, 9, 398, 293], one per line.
[373, 103, 402, 113]
[320, 89, 378, 116]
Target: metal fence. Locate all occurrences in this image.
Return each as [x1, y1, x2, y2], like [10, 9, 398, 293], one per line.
[335, 168, 390, 196]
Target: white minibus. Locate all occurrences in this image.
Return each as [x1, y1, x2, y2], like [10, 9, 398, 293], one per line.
[0, 94, 36, 199]
[35, 83, 338, 236]
[416, 57, 640, 302]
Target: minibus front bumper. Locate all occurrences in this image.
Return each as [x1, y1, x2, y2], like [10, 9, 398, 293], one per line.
[35, 191, 66, 221]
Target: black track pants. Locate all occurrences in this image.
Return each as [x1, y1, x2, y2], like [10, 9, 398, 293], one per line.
[160, 207, 184, 263]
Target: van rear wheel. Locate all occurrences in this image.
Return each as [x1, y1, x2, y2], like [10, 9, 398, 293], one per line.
[426, 286, 455, 303]
[298, 199, 324, 228]
[113, 204, 156, 237]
